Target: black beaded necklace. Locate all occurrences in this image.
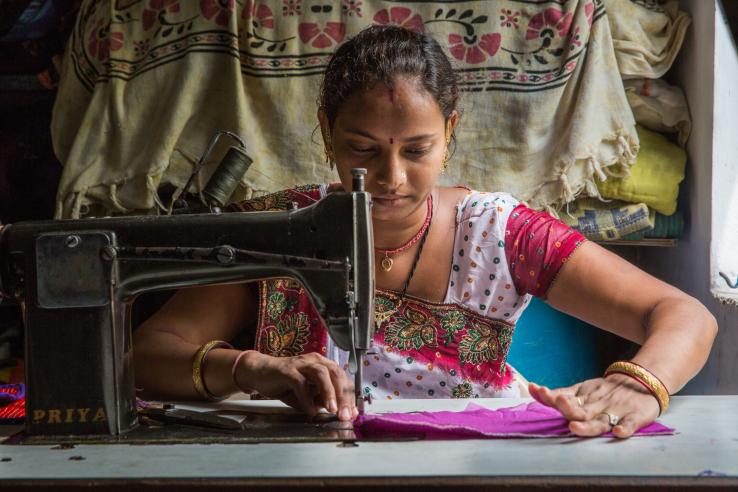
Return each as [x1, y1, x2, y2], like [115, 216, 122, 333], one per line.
[375, 193, 434, 326]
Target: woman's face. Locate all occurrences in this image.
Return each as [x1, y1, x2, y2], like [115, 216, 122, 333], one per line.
[322, 76, 457, 222]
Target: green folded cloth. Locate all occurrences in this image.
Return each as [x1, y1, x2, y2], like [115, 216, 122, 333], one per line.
[620, 231, 646, 241]
[596, 126, 686, 215]
[649, 209, 684, 237]
[561, 198, 654, 241]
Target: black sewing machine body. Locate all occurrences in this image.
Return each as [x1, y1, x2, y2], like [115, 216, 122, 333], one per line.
[0, 187, 374, 437]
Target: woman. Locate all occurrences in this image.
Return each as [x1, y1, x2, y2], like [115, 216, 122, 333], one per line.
[134, 25, 717, 438]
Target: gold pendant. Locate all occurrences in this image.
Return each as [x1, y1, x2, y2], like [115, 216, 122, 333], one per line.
[381, 255, 393, 272]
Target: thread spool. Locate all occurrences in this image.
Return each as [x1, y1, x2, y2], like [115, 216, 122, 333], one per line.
[203, 146, 254, 208]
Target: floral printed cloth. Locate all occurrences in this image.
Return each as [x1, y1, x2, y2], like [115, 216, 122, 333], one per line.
[355, 401, 675, 439]
[52, 0, 637, 218]
[229, 185, 586, 401]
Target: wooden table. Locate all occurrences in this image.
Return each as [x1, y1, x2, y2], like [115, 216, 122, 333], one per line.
[0, 396, 736, 490]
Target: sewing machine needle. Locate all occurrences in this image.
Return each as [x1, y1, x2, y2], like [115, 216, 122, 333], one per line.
[355, 356, 365, 415]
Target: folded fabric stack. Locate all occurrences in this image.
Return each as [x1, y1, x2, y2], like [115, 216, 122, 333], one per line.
[621, 210, 684, 240]
[564, 0, 692, 242]
[560, 198, 654, 241]
[563, 124, 687, 241]
[624, 78, 691, 147]
[597, 125, 686, 216]
[563, 201, 685, 242]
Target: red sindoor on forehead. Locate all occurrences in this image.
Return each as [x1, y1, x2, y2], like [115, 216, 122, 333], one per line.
[387, 87, 395, 145]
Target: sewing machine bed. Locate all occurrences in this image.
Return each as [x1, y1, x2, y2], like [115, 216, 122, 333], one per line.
[1, 396, 737, 491]
[8, 399, 364, 446]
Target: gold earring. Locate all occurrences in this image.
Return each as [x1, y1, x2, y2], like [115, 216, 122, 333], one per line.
[441, 150, 449, 174]
[441, 122, 453, 173]
[441, 136, 451, 174]
[325, 147, 335, 170]
[323, 125, 335, 170]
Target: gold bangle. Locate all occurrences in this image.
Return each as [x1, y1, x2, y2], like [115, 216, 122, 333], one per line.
[604, 360, 670, 415]
[192, 340, 232, 401]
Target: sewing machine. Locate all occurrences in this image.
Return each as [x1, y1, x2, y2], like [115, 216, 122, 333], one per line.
[0, 168, 375, 437]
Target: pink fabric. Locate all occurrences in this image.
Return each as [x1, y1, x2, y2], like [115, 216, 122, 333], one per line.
[355, 401, 675, 439]
[505, 204, 587, 298]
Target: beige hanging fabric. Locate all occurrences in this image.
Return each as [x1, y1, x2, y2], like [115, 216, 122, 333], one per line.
[52, 0, 637, 218]
[603, 0, 691, 80]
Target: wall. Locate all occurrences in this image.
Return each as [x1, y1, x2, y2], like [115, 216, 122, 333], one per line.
[639, 0, 738, 394]
[708, 0, 738, 387]
[508, 298, 627, 389]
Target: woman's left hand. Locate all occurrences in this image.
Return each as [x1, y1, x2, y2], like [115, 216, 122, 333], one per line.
[528, 374, 661, 438]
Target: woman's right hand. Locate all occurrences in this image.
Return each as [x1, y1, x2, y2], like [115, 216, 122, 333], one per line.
[234, 351, 358, 421]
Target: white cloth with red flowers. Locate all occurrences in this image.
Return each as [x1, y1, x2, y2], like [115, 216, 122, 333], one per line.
[52, 0, 637, 218]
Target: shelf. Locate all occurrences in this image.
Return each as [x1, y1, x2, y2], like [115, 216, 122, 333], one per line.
[594, 238, 678, 247]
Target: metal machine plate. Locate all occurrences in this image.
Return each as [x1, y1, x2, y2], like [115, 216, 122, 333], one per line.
[35, 232, 114, 309]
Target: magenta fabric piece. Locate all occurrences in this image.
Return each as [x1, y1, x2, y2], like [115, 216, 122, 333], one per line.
[354, 401, 675, 439]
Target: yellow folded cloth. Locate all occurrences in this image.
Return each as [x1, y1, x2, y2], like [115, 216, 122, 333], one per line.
[596, 126, 686, 216]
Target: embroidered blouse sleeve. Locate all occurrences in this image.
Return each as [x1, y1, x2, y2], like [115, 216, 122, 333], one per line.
[504, 204, 587, 298]
[226, 185, 324, 212]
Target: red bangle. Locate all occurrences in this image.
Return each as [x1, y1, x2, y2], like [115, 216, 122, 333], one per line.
[608, 370, 653, 396]
[604, 360, 670, 415]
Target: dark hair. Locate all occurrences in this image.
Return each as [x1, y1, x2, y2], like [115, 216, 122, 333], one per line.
[319, 25, 459, 129]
